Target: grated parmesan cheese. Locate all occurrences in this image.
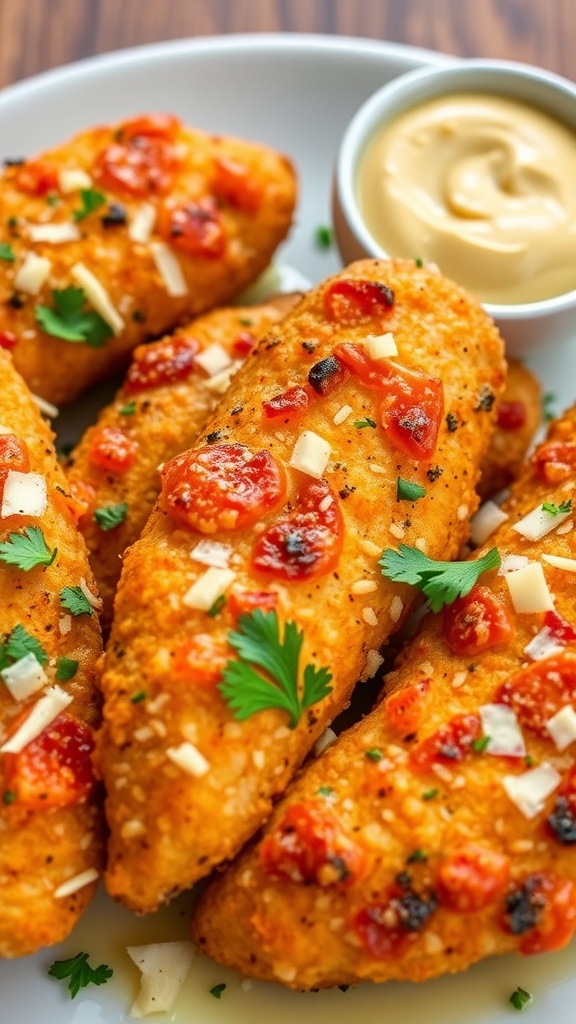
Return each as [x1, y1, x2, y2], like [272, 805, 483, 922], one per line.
[1, 470, 47, 518]
[190, 539, 232, 569]
[71, 262, 124, 334]
[503, 763, 561, 819]
[150, 242, 188, 297]
[128, 202, 157, 244]
[289, 430, 331, 479]
[28, 222, 81, 244]
[14, 252, 52, 295]
[0, 685, 72, 753]
[182, 566, 236, 611]
[166, 741, 210, 777]
[1, 653, 48, 702]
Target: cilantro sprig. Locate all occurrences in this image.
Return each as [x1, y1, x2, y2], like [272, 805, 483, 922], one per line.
[0, 526, 57, 571]
[0, 624, 48, 670]
[397, 477, 426, 502]
[93, 502, 128, 532]
[0, 242, 15, 261]
[35, 286, 113, 347]
[379, 545, 501, 613]
[219, 610, 332, 729]
[542, 499, 572, 516]
[73, 187, 106, 222]
[60, 586, 93, 617]
[48, 951, 113, 999]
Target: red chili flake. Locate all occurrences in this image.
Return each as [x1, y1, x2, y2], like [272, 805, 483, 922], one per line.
[437, 844, 510, 912]
[158, 196, 226, 258]
[324, 278, 394, 323]
[496, 651, 576, 737]
[0, 331, 17, 350]
[232, 330, 257, 357]
[211, 155, 263, 213]
[531, 440, 576, 484]
[3, 713, 95, 810]
[160, 443, 287, 534]
[252, 478, 343, 581]
[442, 585, 513, 657]
[409, 713, 482, 773]
[125, 335, 199, 392]
[89, 426, 138, 474]
[262, 385, 309, 420]
[496, 400, 526, 431]
[260, 800, 365, 888]
[172, 634, 228, 687]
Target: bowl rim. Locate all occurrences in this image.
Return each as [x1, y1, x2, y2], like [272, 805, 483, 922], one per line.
[335, 57, 576, 319]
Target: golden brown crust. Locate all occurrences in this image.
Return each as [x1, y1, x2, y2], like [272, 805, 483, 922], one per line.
[193, 404, 576, 989]
[97, 258, 505, 913]
[0, 351, 103, 958]
[0, 116, 297, 404]
[479, 358, 541, 499]
[66, 294, 300, 629]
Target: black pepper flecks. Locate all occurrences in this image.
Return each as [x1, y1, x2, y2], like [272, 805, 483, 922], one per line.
[205, 430, 223, 445]
[426, 466, 444, 482]
[302, 340, 318, 354]
[445, 412, 458, 433]
[474, 385, 496, 412]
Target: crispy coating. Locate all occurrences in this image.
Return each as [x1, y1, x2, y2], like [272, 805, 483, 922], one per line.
[0, 114, 296, 405]
[479, 358, 541, 499]
[193, 404, 576, 989]
[65, 294, 300, 629]
[0, 351, 103, 957]
[96, 258, 505, 914]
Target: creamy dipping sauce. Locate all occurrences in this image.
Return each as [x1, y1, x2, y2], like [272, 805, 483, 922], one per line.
[357, 92, 576, 304]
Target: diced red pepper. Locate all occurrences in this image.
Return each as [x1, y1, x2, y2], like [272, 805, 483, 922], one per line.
[437, 844, 510, 912]
[157, 196, 225, 258]
[95, 114, 181, 198]
[324, 278, 394, 323]
[496, 652, 576, 737]
[228, 589, 279, 619]
[88, 426, 138, 474]
[443, 585, 513, 657]
[172, 635, 228, 687]
[260, 800, 365, 888]
[232, 330, 257, 357]
[410, 713, 482, 773]
[0, 434, 30, 474]
[160, 443, 287, 534]
[2, 713, 95, 810]
[125, 335, 199, 393]
[262, 385, 309, 420]
[252, 478, 343, 581]
[496, 400, 526, 431]
[0, 331, 17, 350]
[531, 440, 576, 484]
[542, 609, 576, 645]
[212, 155, 263, 213]
[14, 159, 59, 196]
[385, 680, 430, 737]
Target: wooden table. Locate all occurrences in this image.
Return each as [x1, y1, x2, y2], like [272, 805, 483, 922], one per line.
[1, 0, 575, 89]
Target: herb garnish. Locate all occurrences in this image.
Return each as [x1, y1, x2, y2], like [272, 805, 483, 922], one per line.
[353, 418, 377, 429]
[0, 526, 57, 571]
[56, 656, 79, 682]
[60, 586, 93, 617]
[365, 747, 383, 762]
[541, 499, 572, 516]
[397, 477, 426, 502]
[36, 286, 113, 347]
[119, 401, 136, 416]
[0, 624, 48, 669]
[472, 735, 491, 753]
[48, 951, 113, 999]
[315, 225, 333, 249]
[379, 545, 501, 612]
[210, 983, 227, 999]
[0, 242, 15, 261]
[73, 187, 107, 222]
[219, 609, 332, 729]
[509, 986, 533, 1011]
[93, 502, 128, 532]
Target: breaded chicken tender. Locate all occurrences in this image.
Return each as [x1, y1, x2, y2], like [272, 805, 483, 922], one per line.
[96, 258, 505, 914]
[0, 351, 103, 958]
[65, 294, 300, 629]
[193, 404, 576, 989]
[0, 113, 296, 405]
[479, 358, 541, 499]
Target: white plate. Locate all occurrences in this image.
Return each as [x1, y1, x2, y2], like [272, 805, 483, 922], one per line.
[0, 32, 574, 1024]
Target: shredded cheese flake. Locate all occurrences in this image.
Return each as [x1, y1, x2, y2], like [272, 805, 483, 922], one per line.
[28, 222, 81, 244]
[190, 540, 232, 570]
[542, 553, 576, 573]
[1, 470, 47, 518]
[71, 262, 124, 334]
[58, 168, 93, 192]
[333, 404, 353, 426]
[128, 202, 157, 244]
[512, 503, 572, 541]
[54, 868, 99, 898]
[166, 741, 210, 777]
[505, 562, 555, 614]
[150, 241, 188, 297]
[14, 252, 52, 295]
[182, 566, 236, 611]
[503, 763, 561, 819]
[0, 653, 48, 702]
[0, 685, 72, 753]
[364, 332, 398, 359]
[470, 501, 509, 546]
[289, 430, 331, 479]
[546, 705, 576, 751]
[31, 393, 59, 418]
[314, 727, 337, 756]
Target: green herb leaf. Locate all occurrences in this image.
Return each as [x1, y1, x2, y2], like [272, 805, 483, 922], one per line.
[48, 951, 113, 999]
[353, 418, 377, 429]
[2, 789, 16, 805]
[414, 257, 424, 268]
[541, 499, 572, 516]
[542, 392, 557, 422]
[316, 785, 334, 797]
[379, 545, 501, 613]
[315, 225, 333, 249]
[131, 689, 146, 704]
[365, 747, 383, 762]
[73, 187, 107, 222]
[406, 848, 428, 863]
[237, 316, 253, 326]
[56, 656, 79, 682]
[210, 983, 227, 999]
[0, 526, 57, 571]
[35, 286, 113, 348]
[93, 502, 128, 532]
[0, 242, 15, 261]
[219, 610, 332, 729]
[472, 735, 491, 753]
[60, 586, 93, 617]
[3, 624, 48, 666]
[509, 986, 533, 1011]
[208, 594, 227, 618]
[422, 788, 439, 801]
[119, 401, 136, 416]
[397, 477, 427, 502]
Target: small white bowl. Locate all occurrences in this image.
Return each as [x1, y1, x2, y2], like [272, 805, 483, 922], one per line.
[333, 59, 576, 356]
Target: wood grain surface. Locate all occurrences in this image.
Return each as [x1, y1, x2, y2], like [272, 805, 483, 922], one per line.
[0, 0, 574, 88]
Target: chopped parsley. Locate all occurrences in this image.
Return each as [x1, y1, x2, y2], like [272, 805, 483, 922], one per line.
[315, 225, 333, 249]
[414, 257, 423, 267]
[365, 747, 383, 762]
[0, 526, 57, 571]
[131, 689, 146, 704]
[509, 986, 533, 1011]
[0, 242, 15, 261]
[219, 609, 332, 729]
[36, 286, 113, 347]
[119, 401, 136, 415]
[73, 187, 107, 222]
[2, 789, 16, 805]
[0, 624, 48, 669]
[208, 594, 227, 618]
[55, 656, 79, 682]
[237, 315, 253, 326]
[379, 545, 501, 613]
[472, 735, 491, 753]
[60, 586, 93, 617]
[396, 477, 426, 502]
[317, 785, 334, 798]
[542, 392, 557, 422]
[422, 788, 439, 801]
[48, 951, 113, 999]
[353, 418, 377, 429]
[210, 983, 227, 999]
[542, 499, 572, 516]
[406, 848, 428, 864]
[93, 502, 128, 532]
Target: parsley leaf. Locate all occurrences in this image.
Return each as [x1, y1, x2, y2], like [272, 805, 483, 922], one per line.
[353, 418, 377, 429]
[219, 610, 332, 729]
[48, 951, 113, 999]
[35, 286, 113, 348]
[208, 594, 227, 618]
[365, 747, 383, 761]
[406, 848, 428, 863]
[119, 401, 136, 415]
[509, 986, 533, 1011]
[56, 656, 79, 682]
[210, 983, 227, 999]
[472, 735, 491, 753]
[93, 502, 128, 532]
[73, 187, 106, 222]
[315, 225, 333, 249]
[379, 545, 501, 613]
[397, 477, 426, 502]
[60, 586, 93, 617]
[0, 242, 15, 261]
[542, 499, 572, 516]
[0, 526, 57, 571]
[3, 624, 48, 666]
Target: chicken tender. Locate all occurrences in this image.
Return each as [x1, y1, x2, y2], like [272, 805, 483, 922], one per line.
[0, 113, 296, 405]
[0, 351, 103, 958]
[193, 404, 576, 988]
[96, 258, 505, 913]
[479, 357, 541, 499]
[65, 294, 300, 629]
